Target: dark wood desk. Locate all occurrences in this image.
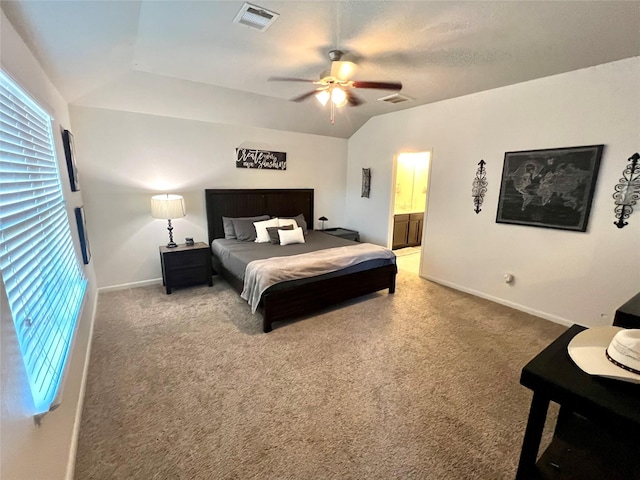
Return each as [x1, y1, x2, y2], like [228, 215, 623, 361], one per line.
[516, 324, 640, 479]
[614, 292, 640, 328]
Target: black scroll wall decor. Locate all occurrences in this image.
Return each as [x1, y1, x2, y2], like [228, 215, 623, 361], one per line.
[613, 152, 640, 228]
[472, 159, 487, 213]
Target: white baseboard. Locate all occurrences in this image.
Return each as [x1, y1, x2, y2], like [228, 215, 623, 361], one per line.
[421, 274, 579, 329]
[98, 278, 163, 293]
[66, 289, 98, 480]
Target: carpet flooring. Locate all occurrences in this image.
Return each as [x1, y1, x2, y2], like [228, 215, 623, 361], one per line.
[75, 263, 566, 479]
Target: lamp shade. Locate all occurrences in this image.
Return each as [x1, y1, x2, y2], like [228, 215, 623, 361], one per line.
[151, 194, 186, 219]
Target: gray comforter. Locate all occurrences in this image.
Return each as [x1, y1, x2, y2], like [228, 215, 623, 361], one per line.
[212, 231, 364, 280]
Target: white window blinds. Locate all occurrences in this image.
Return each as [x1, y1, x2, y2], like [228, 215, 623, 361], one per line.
[0, 69, 87, 414]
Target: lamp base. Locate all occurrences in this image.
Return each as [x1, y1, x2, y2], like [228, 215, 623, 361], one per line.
[166, 219, 177, 247]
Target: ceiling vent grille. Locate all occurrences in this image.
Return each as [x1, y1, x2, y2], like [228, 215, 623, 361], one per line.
[234, 3, 279, 32]
[378, 93, 413, 104]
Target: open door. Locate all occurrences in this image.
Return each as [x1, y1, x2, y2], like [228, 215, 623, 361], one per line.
[389, 151, 432, 275]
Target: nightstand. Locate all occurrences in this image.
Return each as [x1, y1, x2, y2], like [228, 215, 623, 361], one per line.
[159, 242, 212, 294]
[322, 227, 360, 242]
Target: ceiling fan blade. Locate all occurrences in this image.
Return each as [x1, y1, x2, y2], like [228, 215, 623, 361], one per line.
[290, 90, 319, 102]
[346, 90, 363, 107]
[269, 76, 316, 83]
[352, 81, 402, 90]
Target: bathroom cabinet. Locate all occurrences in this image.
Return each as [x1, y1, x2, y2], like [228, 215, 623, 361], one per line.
[392, 213, 423, 249]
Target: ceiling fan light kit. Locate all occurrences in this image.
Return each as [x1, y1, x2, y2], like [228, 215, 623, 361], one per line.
[315, 90, 330, 106]
[329, 60, 357, 82]
[270, 49, 403, 125]
[331, 87, 348, 108]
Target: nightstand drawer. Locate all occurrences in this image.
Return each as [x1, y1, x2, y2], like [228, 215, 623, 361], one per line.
[164, 250, 207, 269]
[170, 266, 210, 285]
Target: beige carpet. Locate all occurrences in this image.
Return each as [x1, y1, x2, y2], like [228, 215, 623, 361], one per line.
[75, 266, 566, 479]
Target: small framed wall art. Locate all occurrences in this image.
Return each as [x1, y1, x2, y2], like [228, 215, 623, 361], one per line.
[496, 144, 603, 232]
[62, 128, 80, 191]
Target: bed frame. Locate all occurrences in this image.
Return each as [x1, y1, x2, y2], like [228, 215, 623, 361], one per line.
[205, 189, 397, 332]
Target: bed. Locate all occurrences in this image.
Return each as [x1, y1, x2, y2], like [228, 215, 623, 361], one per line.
[205, 188, 397, 332]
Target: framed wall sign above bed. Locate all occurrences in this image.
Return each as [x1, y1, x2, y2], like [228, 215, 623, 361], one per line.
[204, 189, 397, 332]
[236, 148, 286, 170]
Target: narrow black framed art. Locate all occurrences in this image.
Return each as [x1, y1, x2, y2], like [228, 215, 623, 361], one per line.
[62, 128, 80, 191]
[75, 206, 91, 264]
[496, 145, 604, 232]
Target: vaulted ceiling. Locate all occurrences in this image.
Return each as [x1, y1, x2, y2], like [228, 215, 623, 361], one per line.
[3, 1, 639, 138]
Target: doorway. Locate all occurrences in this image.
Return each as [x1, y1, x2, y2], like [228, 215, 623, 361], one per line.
[389, 151, 431, 275]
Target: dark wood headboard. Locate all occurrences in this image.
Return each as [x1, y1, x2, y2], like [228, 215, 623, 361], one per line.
[205, 189, 314, 244]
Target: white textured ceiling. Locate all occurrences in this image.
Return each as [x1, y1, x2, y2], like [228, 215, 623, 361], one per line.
[3, 1, 639, 138]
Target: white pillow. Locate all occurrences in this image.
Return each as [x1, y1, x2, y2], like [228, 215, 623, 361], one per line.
[254, 218, 279, 243]
[279, 226, 305, 246]
[277, 217, 299, 229]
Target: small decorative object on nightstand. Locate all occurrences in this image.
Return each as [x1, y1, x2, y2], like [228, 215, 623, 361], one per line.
[159, 242, 212, 294]
[322, 227, 360, 242]
[318, 216, 328, 230]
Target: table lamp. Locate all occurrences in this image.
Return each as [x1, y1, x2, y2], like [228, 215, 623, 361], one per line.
[318, 216, 328, 230]
[151, 194, 186, 248]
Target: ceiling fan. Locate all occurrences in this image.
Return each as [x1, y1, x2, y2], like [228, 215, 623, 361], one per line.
[269, 50, 402, 124]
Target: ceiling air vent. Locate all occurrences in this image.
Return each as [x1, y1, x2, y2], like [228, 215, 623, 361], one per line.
[378, 93, 413, 104]
[233, 3, 279, 32]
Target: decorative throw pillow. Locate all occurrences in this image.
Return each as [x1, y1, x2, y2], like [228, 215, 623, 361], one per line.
[254, 218, 280, 243]
[232, 218, 259, 241]
[280, 214, 308, 234]
[277, 218, 298, 229]
[279, 226, 305, 246]
[266, 225, 293, 244]
[222, 215, 269, 239]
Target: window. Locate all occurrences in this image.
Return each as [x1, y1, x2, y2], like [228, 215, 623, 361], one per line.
[0, 69, 87, 414]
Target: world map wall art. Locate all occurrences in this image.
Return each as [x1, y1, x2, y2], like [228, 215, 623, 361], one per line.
[495, 145, 604, 232]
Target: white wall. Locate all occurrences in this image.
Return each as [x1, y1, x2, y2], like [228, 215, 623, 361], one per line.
[1, 12, 98, 480]
[70, 106, 348, 288]
[346, 58, 640, 328]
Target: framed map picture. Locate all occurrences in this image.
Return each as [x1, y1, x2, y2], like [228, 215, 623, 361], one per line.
[496, 145, 604, 232]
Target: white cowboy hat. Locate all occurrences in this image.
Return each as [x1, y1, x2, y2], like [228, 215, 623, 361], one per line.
[568, 326, 640, 384]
